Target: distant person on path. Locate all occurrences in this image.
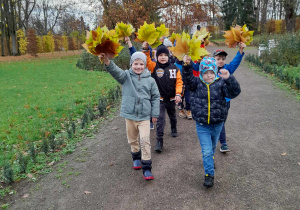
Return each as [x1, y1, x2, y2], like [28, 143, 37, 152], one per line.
[98, 51, 160, 180]
[213, 42, 245, 153]
[142, 42, 183, 153]
[181, 55, 241, 188]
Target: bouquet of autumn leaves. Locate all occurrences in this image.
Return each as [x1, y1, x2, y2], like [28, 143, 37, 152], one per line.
[169, 32, 210, 61]
[224, 24, 254, 48]
[82, 22, 135, 63]
[135, 22, 169, 48]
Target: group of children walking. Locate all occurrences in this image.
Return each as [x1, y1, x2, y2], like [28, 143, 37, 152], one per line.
[98, 36, 245, 188]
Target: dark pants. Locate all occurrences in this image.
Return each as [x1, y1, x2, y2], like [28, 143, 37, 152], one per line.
[180, 86, 191, 111]
[156, 100, 177, 139]
[219, 101, 230, 145]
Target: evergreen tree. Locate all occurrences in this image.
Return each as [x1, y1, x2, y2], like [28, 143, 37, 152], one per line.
[221, 0, 256, 30]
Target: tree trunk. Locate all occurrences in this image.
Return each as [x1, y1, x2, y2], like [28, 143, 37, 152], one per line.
[0, 0, 5, 56]
[9, 0, 18, 55]
[260, 0, 269, 33]
[284, 0, 296, 32]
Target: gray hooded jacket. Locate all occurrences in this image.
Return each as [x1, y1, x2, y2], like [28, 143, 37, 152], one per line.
[105, 61, 160, 121]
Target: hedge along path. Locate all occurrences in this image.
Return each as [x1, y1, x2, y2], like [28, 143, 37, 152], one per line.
[0, 50, 82, 62]
[4, 46, 300, 209]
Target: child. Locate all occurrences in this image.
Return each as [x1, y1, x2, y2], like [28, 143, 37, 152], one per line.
[181, 55, 241, 188]
[213, 42, 246, 152]
[98, 52, 160, 180]
[142, 42, 183, 153]
[124, 36, 156, 130]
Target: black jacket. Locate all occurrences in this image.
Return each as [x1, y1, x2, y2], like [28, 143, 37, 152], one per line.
[182, 61, 241, 124]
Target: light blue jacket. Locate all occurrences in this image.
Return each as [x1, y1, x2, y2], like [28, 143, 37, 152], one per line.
[105, 61, 160, 121]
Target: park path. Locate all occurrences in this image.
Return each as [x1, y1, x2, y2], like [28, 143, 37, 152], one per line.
[6, 46, 300, 210]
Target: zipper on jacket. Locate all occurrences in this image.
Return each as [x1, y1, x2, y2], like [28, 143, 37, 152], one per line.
[206, 84, 210, 124]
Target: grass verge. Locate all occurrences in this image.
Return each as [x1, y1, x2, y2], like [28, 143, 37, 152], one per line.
[0, 55, 120, 198]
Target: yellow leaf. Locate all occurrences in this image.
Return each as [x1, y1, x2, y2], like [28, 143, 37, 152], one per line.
[281, 153, 286, 156]
[156, 24, 169, 37]
[115, 22, 135, 41]
[170, 32, 210, 61]
[137, 22, 160, 46]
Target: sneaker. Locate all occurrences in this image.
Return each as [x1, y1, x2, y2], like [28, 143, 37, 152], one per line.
[143, 170, 154, 180]
[171, 128, 178, 137]
[203, 174, 214, 188]
[186, 110, 192, 119]
[150, 122, 154, 130]
[220, 143, 230, 152]
[179, 110, 187, 118]
[133, 160, 142, 170]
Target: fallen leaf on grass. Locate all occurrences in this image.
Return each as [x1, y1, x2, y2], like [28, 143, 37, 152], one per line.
[281, 153, 287, 156]
[84, 191, 92, 194]
[110, 163, 114, 166]
[22, 194, 29, 198]
[48, 161, 55, 166]
[27, 174, 33, 178]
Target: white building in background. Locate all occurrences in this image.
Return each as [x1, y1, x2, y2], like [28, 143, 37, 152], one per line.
[190, 22, 208, 35]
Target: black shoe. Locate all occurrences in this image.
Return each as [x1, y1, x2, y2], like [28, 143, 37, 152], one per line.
[203, 174, 214, 188]
[171, 128, 178, 137]
[155, 139, 163, 152]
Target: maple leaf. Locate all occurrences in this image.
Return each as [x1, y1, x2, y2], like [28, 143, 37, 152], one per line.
[82, 26, 124, 62]
[156, 24, 169, 38]
[170, 32, 210, 61]
[137, 22, 170, 48]
[223, 24, 254, 48]
[169, 32, 180, 44]
[115, 22, 135, 41]
[137, 22, 159, 46]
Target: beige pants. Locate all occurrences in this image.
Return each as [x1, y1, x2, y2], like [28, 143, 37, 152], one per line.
[125, 119, 151, 160]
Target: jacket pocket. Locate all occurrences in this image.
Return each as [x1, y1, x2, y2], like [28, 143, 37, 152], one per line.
[121, 96, 135, 114]
[141, 99, 151, 117]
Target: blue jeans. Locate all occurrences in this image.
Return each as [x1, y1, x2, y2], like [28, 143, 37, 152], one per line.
[196, 122, 224, 176]
[219, 101, 230, 145]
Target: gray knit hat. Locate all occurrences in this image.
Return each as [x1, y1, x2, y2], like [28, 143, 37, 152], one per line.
[163, 38, 172, 47]
[130, 52, 147, 66]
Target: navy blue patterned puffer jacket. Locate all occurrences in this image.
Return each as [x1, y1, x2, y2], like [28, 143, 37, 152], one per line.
[182, 61, 241, 124]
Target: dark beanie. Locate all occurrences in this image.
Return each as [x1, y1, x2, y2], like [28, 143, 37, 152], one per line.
[156, 45, 169, 59]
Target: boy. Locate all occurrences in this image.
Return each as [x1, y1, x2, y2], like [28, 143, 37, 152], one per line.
[181, 55, 241, 188]
[98, 52, 160, 180]
[142, 42, 183, 153]
[213, 42, 246, 152]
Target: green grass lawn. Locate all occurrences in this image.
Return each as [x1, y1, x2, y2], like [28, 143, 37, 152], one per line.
[0, 56, 118, 180]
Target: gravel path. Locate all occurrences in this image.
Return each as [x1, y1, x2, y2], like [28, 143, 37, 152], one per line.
[5, 46, 300, 210]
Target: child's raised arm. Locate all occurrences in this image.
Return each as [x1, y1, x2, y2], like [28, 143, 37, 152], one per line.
[142, 41, 156, 73]
[182, 55, 198, 92]
[99, 53, 127, 84]
[239, 42, 246, 55]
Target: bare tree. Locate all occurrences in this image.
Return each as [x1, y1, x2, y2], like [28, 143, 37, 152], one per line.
[284, 0, 297, 31]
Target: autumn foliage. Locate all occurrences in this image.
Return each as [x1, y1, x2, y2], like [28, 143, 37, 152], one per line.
[26, 29, 38, 57]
